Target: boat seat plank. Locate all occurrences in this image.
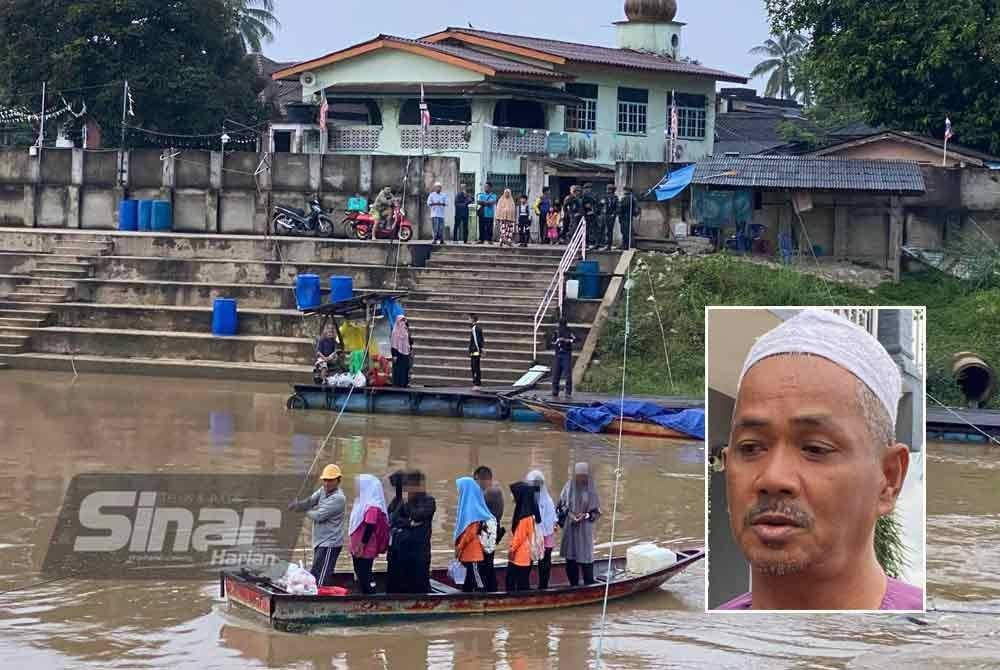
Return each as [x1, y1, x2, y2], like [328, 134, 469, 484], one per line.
[429, 579, 462, 595]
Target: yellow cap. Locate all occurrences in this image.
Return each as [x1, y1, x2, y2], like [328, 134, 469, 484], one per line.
[320, 464, 342, 480]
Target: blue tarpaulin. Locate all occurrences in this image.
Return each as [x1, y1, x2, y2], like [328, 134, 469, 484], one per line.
[564, 401, 705, 440]
[651, 165, 696, 202]
[380, 297, 405, 325]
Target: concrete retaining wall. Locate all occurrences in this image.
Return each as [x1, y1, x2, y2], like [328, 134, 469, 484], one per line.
[0, 149, 459, 239]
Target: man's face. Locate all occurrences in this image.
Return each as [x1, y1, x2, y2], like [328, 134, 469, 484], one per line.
[574, 474, 588, 487]
[485, 184, 492, 193]
[724, 355, 899, 578]
[475, 475, 492, 491]
[434, 185, 442, 193]
[323, 477, 341, 493]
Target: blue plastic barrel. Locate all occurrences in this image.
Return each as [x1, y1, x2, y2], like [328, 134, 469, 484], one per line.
[295, 274, 321, 311]
[577, 260, 601, 299]
[151, 200, 173, 231]
[137, 199, 154, 232]
[211, 298, 238, 336]
[329, 276, 353, 303]
[118, 199, 138, 231]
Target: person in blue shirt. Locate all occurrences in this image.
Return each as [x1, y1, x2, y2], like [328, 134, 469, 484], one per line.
[534, 186, 552, 245]
[477, 182, 497, 244]
[426, 182, 449, 245]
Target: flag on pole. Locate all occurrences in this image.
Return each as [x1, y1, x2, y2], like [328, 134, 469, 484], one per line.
[670, 91, 679, 142]
[419, 84, 431, 131]
[319, 95, 329, 129]
[944, 117, 953, 141]
[125, 82, 135, 117]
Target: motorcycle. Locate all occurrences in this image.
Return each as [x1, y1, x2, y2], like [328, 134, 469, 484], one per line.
[343, 205, 413, 242]
[271, 197, 335, 238]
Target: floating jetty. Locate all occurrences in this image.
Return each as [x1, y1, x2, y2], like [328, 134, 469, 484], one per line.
[926, 406, 1000, 442]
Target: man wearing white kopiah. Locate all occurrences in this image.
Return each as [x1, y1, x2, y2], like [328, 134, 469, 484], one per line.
[717, 309, 923, 611]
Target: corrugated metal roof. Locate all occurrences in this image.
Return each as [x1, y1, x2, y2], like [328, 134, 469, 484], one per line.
[439, 28, 747, 82]
[693, 156, 926, 194]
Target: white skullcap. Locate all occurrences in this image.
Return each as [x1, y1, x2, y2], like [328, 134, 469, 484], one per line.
[738, 309, 901, 426]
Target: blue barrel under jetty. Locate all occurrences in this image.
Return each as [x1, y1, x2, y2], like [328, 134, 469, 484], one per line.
[577, 260, 601, 299]
[151, 200, 173, 231]
[329, 276, 354, 303]
[118, 199, 138, 231]
[295, 274, 321, 311]
[211, 298, 238, 336]
[137, 200, 154, 232]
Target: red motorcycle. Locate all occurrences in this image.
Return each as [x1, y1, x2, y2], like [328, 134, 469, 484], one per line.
[344, 206, 414, 242]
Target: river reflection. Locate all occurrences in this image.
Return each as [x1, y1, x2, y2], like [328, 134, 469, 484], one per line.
[1, 372, 999, 669]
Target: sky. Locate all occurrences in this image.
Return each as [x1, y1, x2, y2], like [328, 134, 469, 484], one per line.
[266, 0, 772, 92]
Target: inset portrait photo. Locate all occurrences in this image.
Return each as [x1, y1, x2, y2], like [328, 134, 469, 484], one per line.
[705, 307, 926, 612]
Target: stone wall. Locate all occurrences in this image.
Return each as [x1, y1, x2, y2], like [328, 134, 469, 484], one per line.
[0, 148, 459, 239]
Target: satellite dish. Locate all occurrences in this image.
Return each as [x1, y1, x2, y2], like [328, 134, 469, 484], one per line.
[299, 72, 317, 88]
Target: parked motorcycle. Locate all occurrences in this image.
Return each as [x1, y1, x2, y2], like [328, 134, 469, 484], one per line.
[344, 205, 413, 242]
[271, 197, 335, 237]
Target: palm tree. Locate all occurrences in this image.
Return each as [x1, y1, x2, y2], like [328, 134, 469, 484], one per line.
[228, 0, 281, 53]
[749, 33, 807, 100]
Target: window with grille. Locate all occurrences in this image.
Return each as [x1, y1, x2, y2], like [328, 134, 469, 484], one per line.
[675, 93, 707, 140]
[565, 83, 598, 133]
[617, 87, 648, 135]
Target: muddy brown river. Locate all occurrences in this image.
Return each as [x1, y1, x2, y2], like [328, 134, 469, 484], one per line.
[1, 371, 998, 669]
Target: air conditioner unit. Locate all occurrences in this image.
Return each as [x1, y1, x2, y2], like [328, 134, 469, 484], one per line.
[673, 142, 685, 161]
[299, 71, 317, 88]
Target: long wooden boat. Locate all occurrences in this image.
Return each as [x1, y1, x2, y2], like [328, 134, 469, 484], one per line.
[222, 549, 703, 630]
[517, 398, 698, 440]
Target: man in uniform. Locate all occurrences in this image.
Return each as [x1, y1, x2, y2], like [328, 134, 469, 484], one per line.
[596, 184, 620, 251]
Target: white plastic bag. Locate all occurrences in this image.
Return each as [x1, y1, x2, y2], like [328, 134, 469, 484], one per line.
[447, 559, 466, 586]
[352, 372, 366, 388]
[529, 522, 545, 563]
[478, 517, 498, 555]
[282, 561, 318, 595]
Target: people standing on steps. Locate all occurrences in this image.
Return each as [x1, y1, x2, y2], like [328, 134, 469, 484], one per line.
[597, 184, 620, 251]
[525, 469, 558, 589]
[348, 473, 390, 595]
[476, 182, 497, 244]
[619, 186, 641, 251]
[474, 465, 505, 592]
[551, 318, 577, 399]
[390, 315, 413, 388]
[516, 194, 532, 247]
[561, 185, 582, 243]
[427, 182, 448, 245]
[454, 184, 471, 244]
[580, 182, 598, 249]
[469, 313, 485, 391]
[558, 462, 602, 586]
[534, 186, 552, 244]
[288, 463, 346, 587]
[495, 189, 517, 248]
[546, 202, 562, 244]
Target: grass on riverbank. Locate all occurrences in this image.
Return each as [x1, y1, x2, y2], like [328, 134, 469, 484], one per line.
[582, 252, 1000, 408]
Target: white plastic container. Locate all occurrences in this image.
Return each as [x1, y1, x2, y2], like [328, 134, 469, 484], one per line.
[565, 279, 580, 300]
[673, 222, 689, 238]
[626, 543, 678, 575]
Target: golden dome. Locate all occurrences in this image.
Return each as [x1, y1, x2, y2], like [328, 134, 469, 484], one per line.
[624, 0, 678, 22]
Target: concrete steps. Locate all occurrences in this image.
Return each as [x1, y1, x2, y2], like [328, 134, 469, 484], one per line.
[4, 290, 72, 303]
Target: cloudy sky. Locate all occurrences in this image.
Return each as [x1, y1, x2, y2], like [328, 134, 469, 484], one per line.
[267, 0, 772, 91]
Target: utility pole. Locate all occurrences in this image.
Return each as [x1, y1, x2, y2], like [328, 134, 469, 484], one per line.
[119, 80, 129, 187]
[37, 81, 47, 153]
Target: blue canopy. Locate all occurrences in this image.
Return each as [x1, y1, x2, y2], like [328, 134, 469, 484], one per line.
[564, 401, 705, 440]
[651, 164, 696, 202]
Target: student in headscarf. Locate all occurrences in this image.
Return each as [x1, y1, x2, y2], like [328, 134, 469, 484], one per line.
[525, 470, 557, 589]
[348, 474, 390, 595]
[494, 188, 517, 248]
[390, 315, 413, 388]
[558, 462, 602, 586]
[385, 470, 405, 593]
[506, 481, 541, 592]
[387, 469, 436, 593]
[454, 476, 496, 592]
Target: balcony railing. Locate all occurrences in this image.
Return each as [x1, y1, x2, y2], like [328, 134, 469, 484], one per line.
[400, 126, 470, 151]
[491, 126, 548, 155]
[328, 126, 382, 153]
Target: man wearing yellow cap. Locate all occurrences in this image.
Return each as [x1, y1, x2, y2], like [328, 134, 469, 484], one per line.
[289, 464, 346, 586]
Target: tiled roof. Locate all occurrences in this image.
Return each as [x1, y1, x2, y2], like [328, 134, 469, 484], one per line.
[436, 28, 747, 82]
[379, 35, 569, 79]
[693, 156, 926, 194]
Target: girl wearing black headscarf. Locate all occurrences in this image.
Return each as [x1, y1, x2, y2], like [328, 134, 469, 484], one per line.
[387, 470, 436, 594]
[506, 481, 541, 592]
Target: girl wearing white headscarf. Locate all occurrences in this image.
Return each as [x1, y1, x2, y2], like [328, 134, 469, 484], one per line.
[526, 469, 557, 589]
[349, 474, 389, 595]
[558, 462, 602, 586]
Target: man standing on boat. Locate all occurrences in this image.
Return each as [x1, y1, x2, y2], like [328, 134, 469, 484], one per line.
[469, 314, 485, 391]
[288, 464, 346, 587]
[715, 310, 923, 611]
[474, 466, 505, 591]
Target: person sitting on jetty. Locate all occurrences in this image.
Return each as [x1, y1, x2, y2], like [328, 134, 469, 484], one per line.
[387, 470, 436, 594]
[454, 476, 496, 592]
[288, 464, 346, 587]
[314, 324, 340, 384]
[715, 310, 922, 611]
[525, 469, 557, 589]
[474, 466, 505, 592]
[349, 474, 390, 595]
[506, 481, 542, 592]
[558, 462, 601, 586]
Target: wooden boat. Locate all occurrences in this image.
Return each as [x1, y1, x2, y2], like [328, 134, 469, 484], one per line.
[221, 549, 703, 630]
[517, 397, 698, 440]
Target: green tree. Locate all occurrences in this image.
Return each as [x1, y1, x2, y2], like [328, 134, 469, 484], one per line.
[229, 0, 281, 53]
[764, 0, 1000, 153]
[748, 33, 808, 100]
[0, 0, 264, 143]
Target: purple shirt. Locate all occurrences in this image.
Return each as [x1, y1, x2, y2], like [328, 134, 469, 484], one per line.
[716, 577, 924, 611]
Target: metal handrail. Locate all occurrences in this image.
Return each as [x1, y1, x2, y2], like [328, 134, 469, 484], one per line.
[532, 222, 587, 360]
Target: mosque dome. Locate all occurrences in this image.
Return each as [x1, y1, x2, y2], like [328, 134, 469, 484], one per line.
[624, 0, 678, 22]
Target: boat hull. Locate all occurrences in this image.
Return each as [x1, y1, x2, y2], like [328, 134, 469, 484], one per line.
[519, 399, 696, 440]
[223, 550, 703, 630]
